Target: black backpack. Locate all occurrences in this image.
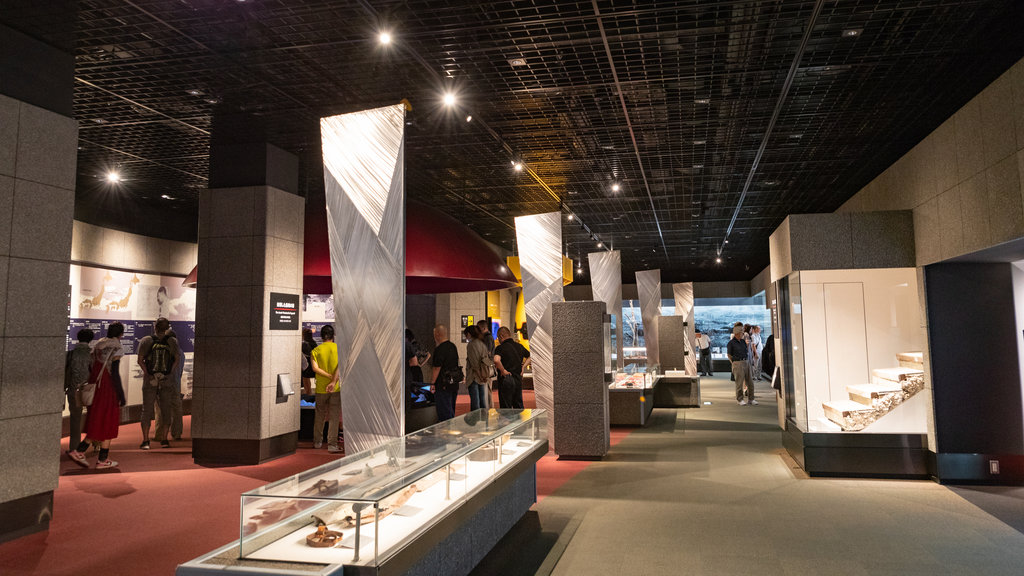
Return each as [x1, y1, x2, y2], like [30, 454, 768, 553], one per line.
[146, 335, 174, 375]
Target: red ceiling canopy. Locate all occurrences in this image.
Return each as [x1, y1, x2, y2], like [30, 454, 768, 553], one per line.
[303, 202, 518, 294]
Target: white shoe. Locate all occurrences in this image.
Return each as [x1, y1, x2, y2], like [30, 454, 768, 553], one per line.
[739, 399, 748, 406]
[749, 399, 759, 406]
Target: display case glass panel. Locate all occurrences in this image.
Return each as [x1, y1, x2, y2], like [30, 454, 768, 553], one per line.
[783, 268, 926, 434]
[610, 364, 659, 390]
[238, 409, 547, 568]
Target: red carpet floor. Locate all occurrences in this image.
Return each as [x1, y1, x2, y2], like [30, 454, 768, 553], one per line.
[1, 389, 632, 576]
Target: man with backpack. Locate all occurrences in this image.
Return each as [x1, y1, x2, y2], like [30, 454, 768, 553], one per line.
[137, 317, 181, 449]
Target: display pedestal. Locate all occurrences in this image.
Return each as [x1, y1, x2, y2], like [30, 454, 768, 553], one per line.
[609, 387, 654, 426]
[782, 419, 929, 479]
[653, 375, 701, 408]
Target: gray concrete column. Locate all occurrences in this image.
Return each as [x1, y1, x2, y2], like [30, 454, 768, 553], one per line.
[0, 23, 77, 542]
[193, 140, 304, 465]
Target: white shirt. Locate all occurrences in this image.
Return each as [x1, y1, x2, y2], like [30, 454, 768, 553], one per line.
[695, 334, 710, 350]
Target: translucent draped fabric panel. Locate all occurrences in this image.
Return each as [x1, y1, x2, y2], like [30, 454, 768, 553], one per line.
[321, 104, 405, 453]
[673, 283, 698, 376]
[636, 269, 662, 366]
[589, 250, 623, 369]
[514, 212, 563, 440]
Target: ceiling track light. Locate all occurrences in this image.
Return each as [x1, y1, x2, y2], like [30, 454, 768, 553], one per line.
[379, 31, 392, 44]
[442, 92, 456, 106]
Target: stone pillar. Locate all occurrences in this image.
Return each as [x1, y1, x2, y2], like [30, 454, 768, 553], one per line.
[193, 134, 303, 465]
[551, 301, 609, 459]
[0, 23, 76, 542]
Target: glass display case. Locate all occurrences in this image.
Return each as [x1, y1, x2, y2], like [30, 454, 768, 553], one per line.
[236, 409, 547, 569]
[781, 268, 926, 434]
[609, 364, 659, 390]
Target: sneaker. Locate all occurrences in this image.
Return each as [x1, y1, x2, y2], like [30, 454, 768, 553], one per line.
[314, 442, 322, 449]
[140, 441, 151, 450]
[95, 459, 119, 469]
[327, 446, 342, 454]
[739, 399, 748, 406]
[66, 450, 89, 468]
[749, 399, 759, 406]
[160, 440, 171, 449]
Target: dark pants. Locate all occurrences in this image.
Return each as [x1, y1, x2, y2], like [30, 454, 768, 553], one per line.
[66, 389, 83, 447]
[698, 348, 712, 375]
[435, 386, 458, 420]
[498, 374, 524, 409]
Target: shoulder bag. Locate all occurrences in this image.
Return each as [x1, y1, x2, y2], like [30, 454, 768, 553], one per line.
[77, 350, 112, 407]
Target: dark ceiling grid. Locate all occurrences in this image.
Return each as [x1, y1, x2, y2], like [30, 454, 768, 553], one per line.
[3, 0, 1018, 281]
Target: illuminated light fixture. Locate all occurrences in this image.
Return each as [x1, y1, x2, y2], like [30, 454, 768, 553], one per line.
[842, 28, 862, 38]
[789, 133, 803, 139]
[106, 171, 121, 183]
[693, 139, 706, 145]
[693, 163, 704, 168]
[206, 98, 220, 105]
[716, 257, 722, 263]
[443, 92, 456, 106]
[611, 183, 620, 192]
[508, 57, 527, 66]
[724, 239, 729, 244]
[92, 118, 107, 124]
[597, 241, 604, 248]
[567, 214, 574, 221]
[187, 89, 202, 96]
[161, 194, 172, 199]
[695, 98, 710, 104]
[465, 115, 472, 122]
[513, 162, 523, 172]
[379, 31, 392, 44]
[499, 265, 507, 273]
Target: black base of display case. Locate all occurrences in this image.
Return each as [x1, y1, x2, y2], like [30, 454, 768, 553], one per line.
[0, 491, 52, 544]
[783, 420, 929, 479]
[929, 452, 1024, 485]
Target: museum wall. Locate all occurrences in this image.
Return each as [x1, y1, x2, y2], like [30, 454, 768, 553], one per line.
[564, 280, 756, 302]
[71, 220, 198, 276]
[836, 56, 1024, 266]
[925, 263, 1024, 454]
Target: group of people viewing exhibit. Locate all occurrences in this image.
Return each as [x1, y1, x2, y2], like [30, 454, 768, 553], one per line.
[63, 317, 184, 469]
[694, 323, 774, 407]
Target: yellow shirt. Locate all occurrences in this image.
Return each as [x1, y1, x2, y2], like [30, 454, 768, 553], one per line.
[311, 342, 339, 394]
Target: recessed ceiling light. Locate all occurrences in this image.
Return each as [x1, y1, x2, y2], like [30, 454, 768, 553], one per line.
[465, 115, 472, 122]
[611, 183, 620, 192]
[597, 241, 604, 248]
[206, 98, 220, 104]
[443, 92, 456, 106]
[92, 118, 107, 124]
[567, 214, 574, 221]
[695, 98, 710, 104]
[513, 162, 523, 171]
[715, 257, 722, 263]
[789, 133, 803, 139]
[161, 194, 173, 199]
[187, 89, 202, 96]
[693, 139, 706, 145]
[379, 31, 392, 44]
[508, 58, 527, 67]
[106, 171, 121, 183]
[842, 28, 862, 38]
[693, 163, 704, 168]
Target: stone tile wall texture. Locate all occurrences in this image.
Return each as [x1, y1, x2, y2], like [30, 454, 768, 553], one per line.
[837, 56, 1024, 267]
[551, 301, 609, 458]
[194, 186, 303, 442]
[0, 94, 76, 503]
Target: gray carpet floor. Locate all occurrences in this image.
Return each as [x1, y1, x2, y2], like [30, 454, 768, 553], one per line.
[473, 375, 1024, 576]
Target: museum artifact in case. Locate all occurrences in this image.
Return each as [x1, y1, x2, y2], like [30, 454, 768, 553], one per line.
[178, 408, 548, 575]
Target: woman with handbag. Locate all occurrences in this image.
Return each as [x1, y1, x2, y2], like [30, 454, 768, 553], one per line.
[66, 322, 127, 469]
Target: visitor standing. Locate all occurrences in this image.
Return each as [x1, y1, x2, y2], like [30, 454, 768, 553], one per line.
[728, 325, 757, 406]
[476, 319, 496, 407]
[494, 326, 530, 409]
[66, 322, 126, 469]
[63, 328, 94, 448]
[750, 325, 764, 380]
[695, 329, 712, 376]
[301, 328, 317, 395]
[464, 325, 490, 411]
[311, 325, 341, 452]
[137, 317, 180, 449]
[431, 325, 460, 421]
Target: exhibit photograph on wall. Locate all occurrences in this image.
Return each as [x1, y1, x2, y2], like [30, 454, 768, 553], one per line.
[621, 297, 771, 359]
[66, 265, 196, 412]
[301, 293, 335, 345]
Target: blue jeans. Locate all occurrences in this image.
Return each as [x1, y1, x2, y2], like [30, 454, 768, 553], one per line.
[468, 381, 488, 411]
[435, 387, 458, 421]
